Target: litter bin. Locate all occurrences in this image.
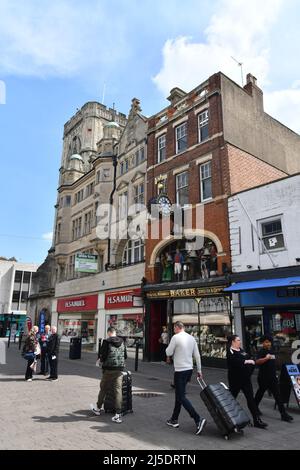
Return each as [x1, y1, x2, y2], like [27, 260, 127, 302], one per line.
[69, 337, 82, 359]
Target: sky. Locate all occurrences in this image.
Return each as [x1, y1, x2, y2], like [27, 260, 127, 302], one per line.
[0, 0, 300, 264]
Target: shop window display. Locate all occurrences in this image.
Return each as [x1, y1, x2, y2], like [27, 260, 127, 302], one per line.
[106, 314, 143, 346]
[184, 324, 231, 359]
[269, 312, 300, 365]
[58, 319, 96, 345]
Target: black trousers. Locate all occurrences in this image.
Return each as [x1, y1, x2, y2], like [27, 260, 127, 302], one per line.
[25, 358, 34, 380]
[40, 349, 49, 374]
[48, 354, 58, 379]
[230, 380, 259, 421]
[255, 376, 285, 414]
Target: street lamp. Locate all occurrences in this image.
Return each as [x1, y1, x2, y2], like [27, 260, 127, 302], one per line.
[194, 297, 202, 356]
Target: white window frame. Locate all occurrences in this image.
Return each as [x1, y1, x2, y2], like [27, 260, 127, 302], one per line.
[200, 161, 212, 202]
[157, 135, 166, 163]
[259, 216, 285, 253]
[175, 122, 187, 154]
[198, 109, 209, 143]
[133, 182, 144, 205]
[122, 239, 145, 265]
[136, 148, 145, 165]
[176, 171, 189, 205]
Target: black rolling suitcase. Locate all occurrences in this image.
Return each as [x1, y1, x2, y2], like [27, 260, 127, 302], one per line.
[198, 378, 250, 440]
[104, 370, 133, 415]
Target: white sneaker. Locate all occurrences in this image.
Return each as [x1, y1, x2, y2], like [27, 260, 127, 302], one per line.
[26, 379, 32, 382]
[90, 404, 102, 416]
[112, 413, 122, 423]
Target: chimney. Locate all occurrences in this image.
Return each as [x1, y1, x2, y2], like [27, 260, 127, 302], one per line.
[243, 73, 263, 111]
[246, 73, 257, 86]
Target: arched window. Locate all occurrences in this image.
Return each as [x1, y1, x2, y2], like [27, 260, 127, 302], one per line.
[122, 239, 144, 265]
[72, 136, 81, 154]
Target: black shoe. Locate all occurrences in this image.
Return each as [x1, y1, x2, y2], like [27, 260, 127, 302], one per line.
[196, 418, 207, 435]
[253, 418, 268, 429]
[281, 413, 293, 422]
[166, 418, 179, 428]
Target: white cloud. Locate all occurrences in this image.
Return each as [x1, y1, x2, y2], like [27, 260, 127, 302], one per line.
[153, 0, 284, 95]
[42, 232, 53, 241]
[153, 0, 300, 134]
[265, 88, 300, 134]
[0, 0, 128, 77]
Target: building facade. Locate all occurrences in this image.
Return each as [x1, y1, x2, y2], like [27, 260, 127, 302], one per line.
[225, 173, 300, 366]
[52, 99, 147, 349]
[0, 258, 38, 337]
[142, 71, 298, 366]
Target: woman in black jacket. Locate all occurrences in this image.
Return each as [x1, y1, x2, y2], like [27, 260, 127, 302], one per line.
[227, 335, 268, 429]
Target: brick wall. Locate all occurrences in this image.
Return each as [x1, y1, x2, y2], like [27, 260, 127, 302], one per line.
[227, 144, 287, 194]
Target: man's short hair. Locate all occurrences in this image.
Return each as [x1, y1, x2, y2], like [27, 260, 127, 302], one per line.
[261, 334, 273, 343]
[174, 321, 185, 330]
[107, 326, 116, 334]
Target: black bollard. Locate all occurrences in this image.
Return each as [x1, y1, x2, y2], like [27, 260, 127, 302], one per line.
[98, 338, 102, 359]
[19, 332, 23, 350]
[7, 330, 11, 349]
[135, 340, 139, 372]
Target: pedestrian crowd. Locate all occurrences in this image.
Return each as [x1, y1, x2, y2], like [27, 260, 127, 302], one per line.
[20, 321, 296, 436]
[22, 324, 59, 382]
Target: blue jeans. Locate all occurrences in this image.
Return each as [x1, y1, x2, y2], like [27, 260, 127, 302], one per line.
[171, 370, 200, 424]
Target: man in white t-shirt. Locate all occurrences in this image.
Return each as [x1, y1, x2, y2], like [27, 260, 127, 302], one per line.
[166, 321, 206, 435]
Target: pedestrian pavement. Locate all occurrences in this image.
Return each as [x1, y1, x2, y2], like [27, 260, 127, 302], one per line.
[0, 342, 299, 450]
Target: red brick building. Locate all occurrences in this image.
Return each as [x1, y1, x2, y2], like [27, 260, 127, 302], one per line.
[142, 71, 298, 365]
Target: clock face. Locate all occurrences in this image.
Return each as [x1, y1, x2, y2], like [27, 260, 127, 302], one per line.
[157, 195, 172, 215]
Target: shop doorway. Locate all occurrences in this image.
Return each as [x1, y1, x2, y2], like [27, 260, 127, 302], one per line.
[146, 300, 168, 361]
[244, 310, 264, 355]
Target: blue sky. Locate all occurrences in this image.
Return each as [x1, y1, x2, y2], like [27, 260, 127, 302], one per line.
[0, 0, 300, 264]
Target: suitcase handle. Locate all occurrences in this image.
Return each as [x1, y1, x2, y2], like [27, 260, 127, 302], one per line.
[197, 376, 207, 390]
[220, 382, 229, 390]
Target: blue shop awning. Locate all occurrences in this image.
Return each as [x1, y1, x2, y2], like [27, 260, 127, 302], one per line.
[224, 276, 300, 292]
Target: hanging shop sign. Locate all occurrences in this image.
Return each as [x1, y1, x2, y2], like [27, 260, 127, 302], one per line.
[75, 254, 98, 273]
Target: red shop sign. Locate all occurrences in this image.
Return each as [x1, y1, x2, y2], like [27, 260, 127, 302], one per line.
[57, 295, 98, 313]
[105, 288, 142, 310]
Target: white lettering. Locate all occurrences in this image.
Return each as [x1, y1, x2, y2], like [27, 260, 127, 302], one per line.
[65, 300, 85, 308]
[107, 295, 132, 304]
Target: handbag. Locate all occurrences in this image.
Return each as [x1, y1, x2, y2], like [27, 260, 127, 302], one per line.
[35, 342, 41, 356]
[23, 352, 35, 361]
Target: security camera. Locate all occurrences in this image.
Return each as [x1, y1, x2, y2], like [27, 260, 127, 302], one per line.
[296, 258, 300, 262]
[247, 265, 252, 269]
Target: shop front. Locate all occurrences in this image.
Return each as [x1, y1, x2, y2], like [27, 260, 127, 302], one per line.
[104, 288, 144, 347]
[0, 311, 26, 338]
[143, 282, 232, 367]
[56, 294, 98, 350]
[225, 276, 300, 367]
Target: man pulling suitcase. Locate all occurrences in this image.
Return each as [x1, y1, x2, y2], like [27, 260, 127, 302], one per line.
[90, 327, 127, 423]
[166, 321, 207, 435]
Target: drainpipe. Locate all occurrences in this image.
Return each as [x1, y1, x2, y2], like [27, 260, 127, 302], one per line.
[106, 149, 118, 270]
